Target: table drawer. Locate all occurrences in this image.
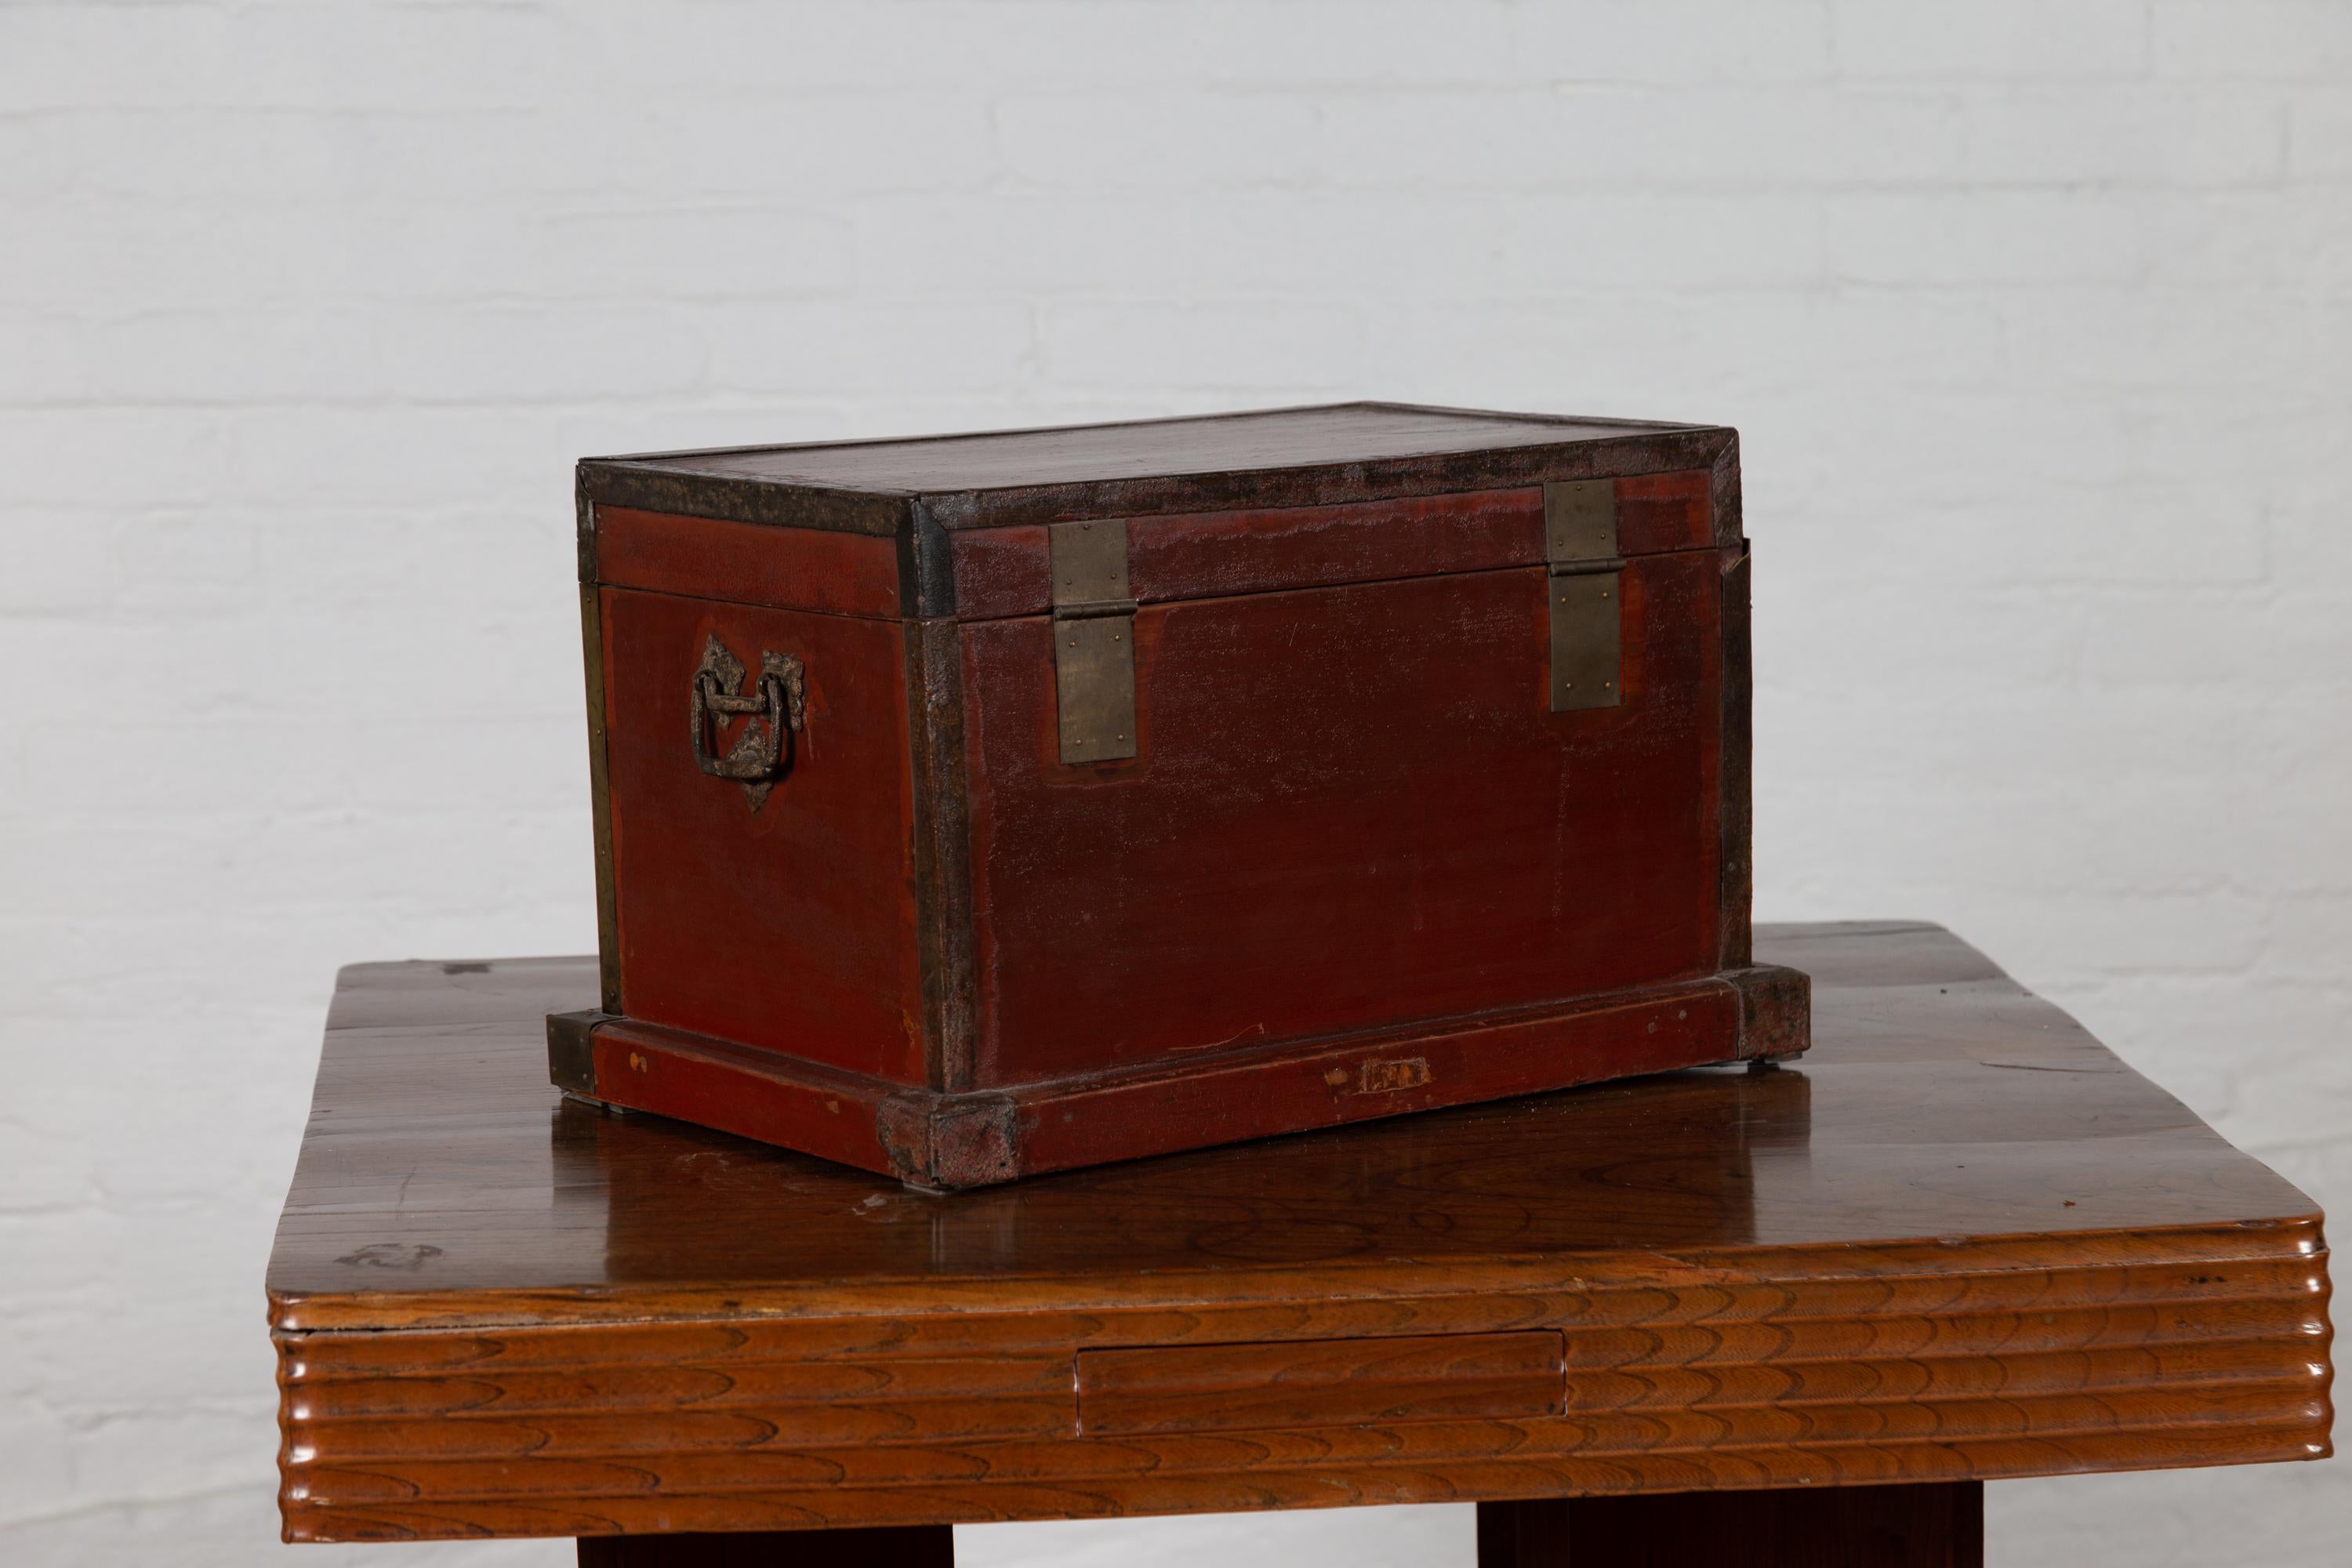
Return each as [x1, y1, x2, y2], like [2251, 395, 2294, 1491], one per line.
[1076, 1330, 1566, 1436]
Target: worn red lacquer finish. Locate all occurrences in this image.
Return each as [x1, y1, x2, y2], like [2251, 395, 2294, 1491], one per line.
[599, 587, 924, 1083]
[960, 552, 1722, 1081]
[596, 505, 903, 619]
[552, 404, 1806, 1187]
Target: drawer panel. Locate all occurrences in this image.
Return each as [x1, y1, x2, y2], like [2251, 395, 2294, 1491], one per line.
[1076, 1330, 1566, 1436]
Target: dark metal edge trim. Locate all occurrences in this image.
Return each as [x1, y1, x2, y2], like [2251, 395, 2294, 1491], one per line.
[928, 1094, 1022, 1189]
[1717, 546, 1755, 971]
[1707, 424, 1745, 550]
[575, 464, 598, 583]
[1357, 397, 1711, 434]
[582, 463, 911, 539]
[1724, 964, 1812, 1062]
[546, 1009, 615, 1098]
[905, 618, 978, 1094]
[1713, 433, 1754, 973]
[579, 579, 622, 1013]
[873, 1089, 1014, 1190]
[904, 498, 956, 619]
[873, 1091, 935, 1187]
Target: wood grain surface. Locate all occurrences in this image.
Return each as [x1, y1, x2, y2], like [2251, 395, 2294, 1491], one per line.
[577, 401, 1738, 539]
[606, 404, 1689, 504]
[1076, 1331, 1567, 1436]
[270, 923, 2332, 1544]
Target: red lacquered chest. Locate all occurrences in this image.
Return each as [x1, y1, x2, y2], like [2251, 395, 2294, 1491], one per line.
[549, 403, 1808, 1188]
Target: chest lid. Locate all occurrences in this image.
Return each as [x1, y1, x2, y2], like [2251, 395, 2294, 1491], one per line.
[583, 405, 1742, 768]
[579, 399, 1740, 625]
[584, 402, 1730, 530]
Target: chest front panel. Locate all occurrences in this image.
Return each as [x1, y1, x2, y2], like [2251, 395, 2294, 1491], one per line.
[958, 529, 1726, 1086]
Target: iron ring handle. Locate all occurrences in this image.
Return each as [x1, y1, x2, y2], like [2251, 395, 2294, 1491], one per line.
[689, 635, 808, 785]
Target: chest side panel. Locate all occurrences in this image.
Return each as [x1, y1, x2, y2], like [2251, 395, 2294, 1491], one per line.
[601, 586, 925, 1083]
[959, 547, 1725, 1086]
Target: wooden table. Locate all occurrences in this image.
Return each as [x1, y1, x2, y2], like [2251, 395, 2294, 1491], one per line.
[270, 922, 2333, 1566]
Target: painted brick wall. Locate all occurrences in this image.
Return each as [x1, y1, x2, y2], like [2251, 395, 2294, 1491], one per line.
[2, 2, 2346, 1563]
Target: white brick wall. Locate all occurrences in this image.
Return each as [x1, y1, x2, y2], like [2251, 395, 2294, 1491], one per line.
[2, 2, 2346, 1563]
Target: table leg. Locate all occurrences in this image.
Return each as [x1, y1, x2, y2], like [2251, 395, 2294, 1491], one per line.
[1476, 1481, 1982, 1568]
[577, 1524, 955, 1566]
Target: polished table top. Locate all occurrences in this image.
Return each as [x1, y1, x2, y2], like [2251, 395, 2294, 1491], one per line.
[269, 921, 2332, 1544]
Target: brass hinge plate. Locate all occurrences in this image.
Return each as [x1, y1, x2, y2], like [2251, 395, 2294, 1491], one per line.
[1049, 520, 1138, 763]
[1544, 480, 1623, 713]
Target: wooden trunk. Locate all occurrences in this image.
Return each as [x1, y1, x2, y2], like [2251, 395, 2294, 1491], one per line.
[549, 403, 1808, 1188]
